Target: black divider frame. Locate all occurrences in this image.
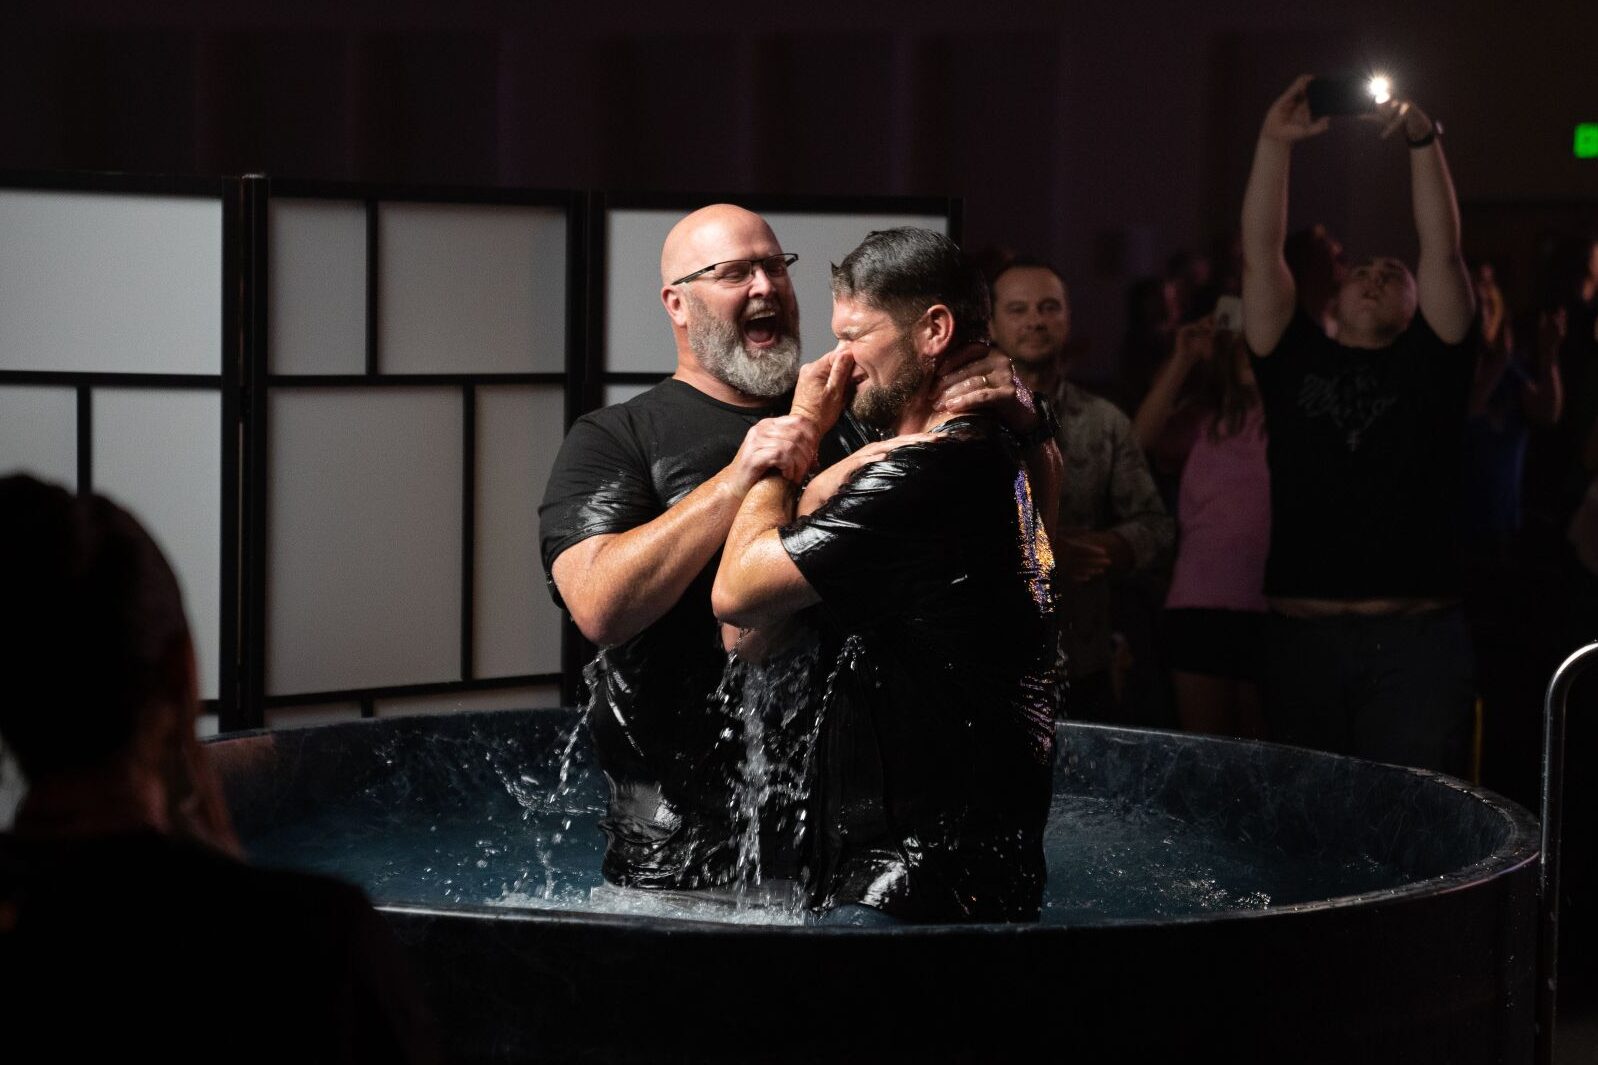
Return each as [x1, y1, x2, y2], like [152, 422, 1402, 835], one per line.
[240, 180, 588, 727]
[0, 170, 244, 727]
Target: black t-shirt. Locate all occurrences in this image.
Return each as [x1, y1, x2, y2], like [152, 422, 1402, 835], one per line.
[538, 378, 853, 889]
[779, 415, 1058, 922]
[0, 830, 437, 1064]
[1251, 311, 1474, 599]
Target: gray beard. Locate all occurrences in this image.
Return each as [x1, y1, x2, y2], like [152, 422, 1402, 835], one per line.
[687, 303, 802, 399]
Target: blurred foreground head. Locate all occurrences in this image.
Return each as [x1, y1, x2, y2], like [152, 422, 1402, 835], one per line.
[0, 474, 194, 779]
[0, 474, 234, 850]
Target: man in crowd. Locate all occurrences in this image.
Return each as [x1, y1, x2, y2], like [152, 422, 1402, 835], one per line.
[538, 205, 1052, 897]
[0, 474, 436, 1062]
[988, 259, 1173, 722]
[1241, 76, 1476, 776]
[713, 228, 1058, 924]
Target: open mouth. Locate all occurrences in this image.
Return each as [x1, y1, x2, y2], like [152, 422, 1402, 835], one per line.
[742, 314, 782, 347]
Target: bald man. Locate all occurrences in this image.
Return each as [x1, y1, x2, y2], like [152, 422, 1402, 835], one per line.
[538, 205, 1049, 895]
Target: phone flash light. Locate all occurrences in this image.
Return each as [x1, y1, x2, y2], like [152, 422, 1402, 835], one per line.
[1368, 76, 1392, 105]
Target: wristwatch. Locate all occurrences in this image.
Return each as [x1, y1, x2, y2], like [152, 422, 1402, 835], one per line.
[1406, 119, 1442, 149]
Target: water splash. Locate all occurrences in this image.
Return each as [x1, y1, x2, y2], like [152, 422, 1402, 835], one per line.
[714, 637, 826, 911]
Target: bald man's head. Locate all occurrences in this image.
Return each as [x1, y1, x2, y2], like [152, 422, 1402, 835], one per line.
[659, 204, 801, 398]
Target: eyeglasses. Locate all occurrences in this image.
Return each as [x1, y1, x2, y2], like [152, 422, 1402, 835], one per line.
[670, 253, 799, 287]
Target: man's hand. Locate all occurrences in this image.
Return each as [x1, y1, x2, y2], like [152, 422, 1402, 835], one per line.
[1261, 75, 1330, 144]
[1057, 531, 1133, 583]
[1173, 317, 1216, 366]
[1363, 96, 1434, 142]
[790, 349, 856, 437]
[934, 343, 1034, 428]
[728, 415, 821, 491]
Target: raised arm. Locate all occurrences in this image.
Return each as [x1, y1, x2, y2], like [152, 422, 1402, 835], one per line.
[1392, 101, 1474, 343]
[551, 414, 817, 647]
[1133, 317, 1213, 451]
[1242, 75, 1328, 356]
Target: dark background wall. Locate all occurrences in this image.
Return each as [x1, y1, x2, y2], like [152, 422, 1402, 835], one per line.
[2, 0, 1594, 374]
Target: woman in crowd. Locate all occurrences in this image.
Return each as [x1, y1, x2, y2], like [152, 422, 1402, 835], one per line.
[1133, 315, 1269, 737]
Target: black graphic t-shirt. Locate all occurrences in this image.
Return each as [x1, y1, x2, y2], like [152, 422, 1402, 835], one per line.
[538, 378, 853, 889]
[1251, 311, 1474, 599]
[780, 416, 1058, 922]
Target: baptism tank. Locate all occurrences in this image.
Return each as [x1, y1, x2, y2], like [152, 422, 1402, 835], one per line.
[207, 707, 1538, 1064]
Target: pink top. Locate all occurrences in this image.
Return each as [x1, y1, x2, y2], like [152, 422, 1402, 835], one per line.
[1165, 406, 1271, 613]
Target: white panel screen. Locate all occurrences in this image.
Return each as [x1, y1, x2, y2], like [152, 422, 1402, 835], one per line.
[265, 704, 363, 730]
[378, 203, 567, 375]
[476, 386, 565, 678]
[0, 386, 77, 488]
[269, 200, 367, 375]
[375, 685, 560, 718]
[93, 389, 222, 701]
[602, 382, 653, 408]
[604, 208, 950, 375]
[267, 388, 462, 695]
[0, 189, 220, 375]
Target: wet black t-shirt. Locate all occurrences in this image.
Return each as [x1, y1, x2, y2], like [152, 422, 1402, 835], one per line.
[538, 378, 853, 889]
[779, 416, 1058, 922]
[1251, 311, 1474, 599]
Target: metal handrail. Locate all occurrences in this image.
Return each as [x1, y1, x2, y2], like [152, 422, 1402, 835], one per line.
[1537, 640, 1598, 1065]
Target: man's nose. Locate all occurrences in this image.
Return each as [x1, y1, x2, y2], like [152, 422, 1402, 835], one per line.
[746, 264, 776, 297]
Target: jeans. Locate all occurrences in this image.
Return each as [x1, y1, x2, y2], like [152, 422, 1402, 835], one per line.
[1263, 606, 1475, 778]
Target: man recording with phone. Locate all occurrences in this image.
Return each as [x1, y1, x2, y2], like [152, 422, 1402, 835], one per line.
[1241, 74, 1477, 777]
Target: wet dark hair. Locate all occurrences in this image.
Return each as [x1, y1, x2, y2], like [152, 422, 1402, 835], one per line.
[831, 228, 991, 347]
[0, 475, 192, 778]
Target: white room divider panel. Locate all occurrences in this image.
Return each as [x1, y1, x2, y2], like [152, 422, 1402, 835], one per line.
[94, 389, 223, 700]
[268, 199, 368, 376]
[0, 175, 235, 722]
[0, 386, 77, 488]
[254, 185, 581, 725]
[475, 384, 566, 680]
[378, 203, 567, 375]
[266, 387, 463, 696]
[0, 189, 220, 376]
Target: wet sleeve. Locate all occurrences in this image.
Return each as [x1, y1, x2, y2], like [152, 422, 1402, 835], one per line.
[537, 412, 659, 580]
[777, 442, 948, 631]
[1102, 406, 1174, 569]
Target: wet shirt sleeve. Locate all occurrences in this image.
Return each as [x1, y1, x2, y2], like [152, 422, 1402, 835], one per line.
[777, 441, 947, 631]
[537, 412, 659, 582]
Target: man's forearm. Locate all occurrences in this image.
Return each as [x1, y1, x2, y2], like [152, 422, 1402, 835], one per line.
[1410, 141, 1464, 265]
[552, 465, 751, 647]
[712, 474, 819, 628]
[1240, 138, 1298, 350]
[1242, 138, 1291, 267]
[1409, 137, 1474, 341]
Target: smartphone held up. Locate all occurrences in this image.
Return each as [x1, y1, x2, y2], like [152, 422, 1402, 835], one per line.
[1306, 74, 1393, 119]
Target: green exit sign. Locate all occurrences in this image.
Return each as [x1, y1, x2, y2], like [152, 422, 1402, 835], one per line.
[1578, 124, 1598, 159]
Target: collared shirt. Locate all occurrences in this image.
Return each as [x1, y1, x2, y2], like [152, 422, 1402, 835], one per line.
[1050, 379, 1174, 679]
